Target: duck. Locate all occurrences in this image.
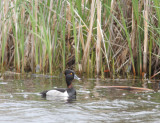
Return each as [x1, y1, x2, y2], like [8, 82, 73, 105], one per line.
[40, 69, 80, 100]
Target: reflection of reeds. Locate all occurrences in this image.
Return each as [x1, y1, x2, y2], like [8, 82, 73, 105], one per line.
[0, 0, 160, 77]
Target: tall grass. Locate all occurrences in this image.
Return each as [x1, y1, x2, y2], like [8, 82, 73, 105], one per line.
[0, 0, 160, 78]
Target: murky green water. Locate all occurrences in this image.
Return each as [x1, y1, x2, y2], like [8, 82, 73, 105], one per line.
[0, 72, 160, 122]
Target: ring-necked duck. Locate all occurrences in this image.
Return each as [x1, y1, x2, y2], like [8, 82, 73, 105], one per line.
[41, 69, 80, 100]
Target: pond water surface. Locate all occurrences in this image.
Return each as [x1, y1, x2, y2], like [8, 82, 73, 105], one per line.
[0, 72, 160, 123]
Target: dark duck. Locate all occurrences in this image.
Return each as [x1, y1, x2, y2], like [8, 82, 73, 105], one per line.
[41, 70, 80, 100]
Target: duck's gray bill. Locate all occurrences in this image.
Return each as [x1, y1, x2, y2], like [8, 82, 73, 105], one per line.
[74, 74, 81, 80]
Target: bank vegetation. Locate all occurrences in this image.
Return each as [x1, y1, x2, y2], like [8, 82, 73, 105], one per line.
[0, 0, 160, 78]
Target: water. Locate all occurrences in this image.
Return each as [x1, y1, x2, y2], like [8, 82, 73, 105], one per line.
[0, 73, 160, 123]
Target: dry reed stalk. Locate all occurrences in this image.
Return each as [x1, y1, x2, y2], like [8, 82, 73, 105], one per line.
[74, 11, 89, 32]
[109, 0, 115, 51]
[51, 12, 57, 37]
[24, 8, 32, 71]
[67, 4, 71, 41]
[131, 7, 136, 56]
[21, 3, 25, 73]
[82, 0, 95, 71]
[96, 0, 101, 75]
[48, 0, 53, 25]
[35, 0, 38, 66]
[100, 23, 110, 70]
[139, 0, 144, 15]
[95, 86, 153, 92]
[24, 34, 31, 71]
[151, 70, 160, 79]
[116, 59, 129, 72]
[2, 1, 10, 66]
[81, 0, 84, 14]
[102, 32, 110, 71]
[30, 0, 35, 72]
[143, 0, 149, 73]
[31, 34, 35, 72]
[79, 25, 85, 52]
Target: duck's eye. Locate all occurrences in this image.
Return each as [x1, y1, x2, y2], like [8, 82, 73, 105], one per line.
[70, 73, 72, 75]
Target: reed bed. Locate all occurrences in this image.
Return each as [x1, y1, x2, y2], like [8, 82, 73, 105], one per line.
[0, 0, 160, 78]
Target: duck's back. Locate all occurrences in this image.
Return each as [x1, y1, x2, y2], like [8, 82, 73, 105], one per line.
[47, 89, 68, 97]
[41, 88, 67, 97]
[41, 88, 76, 98]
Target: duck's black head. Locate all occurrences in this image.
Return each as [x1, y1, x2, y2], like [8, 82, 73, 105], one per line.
[64, 70, 80, 87]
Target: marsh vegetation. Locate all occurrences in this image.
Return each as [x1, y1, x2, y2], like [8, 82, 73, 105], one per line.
[0, 0, 160, 78]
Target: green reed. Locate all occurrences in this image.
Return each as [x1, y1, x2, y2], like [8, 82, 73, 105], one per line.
[70, 0, 79, 69]
[132, 0, 142, 76]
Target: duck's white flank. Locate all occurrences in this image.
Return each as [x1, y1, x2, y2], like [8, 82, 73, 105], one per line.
[46, 90, 69, 97]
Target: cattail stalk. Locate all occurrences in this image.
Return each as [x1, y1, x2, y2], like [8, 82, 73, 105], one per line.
[96, 0, 101, 75]
[82, 0, 95, 71]
[143, 0, 148, 73]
